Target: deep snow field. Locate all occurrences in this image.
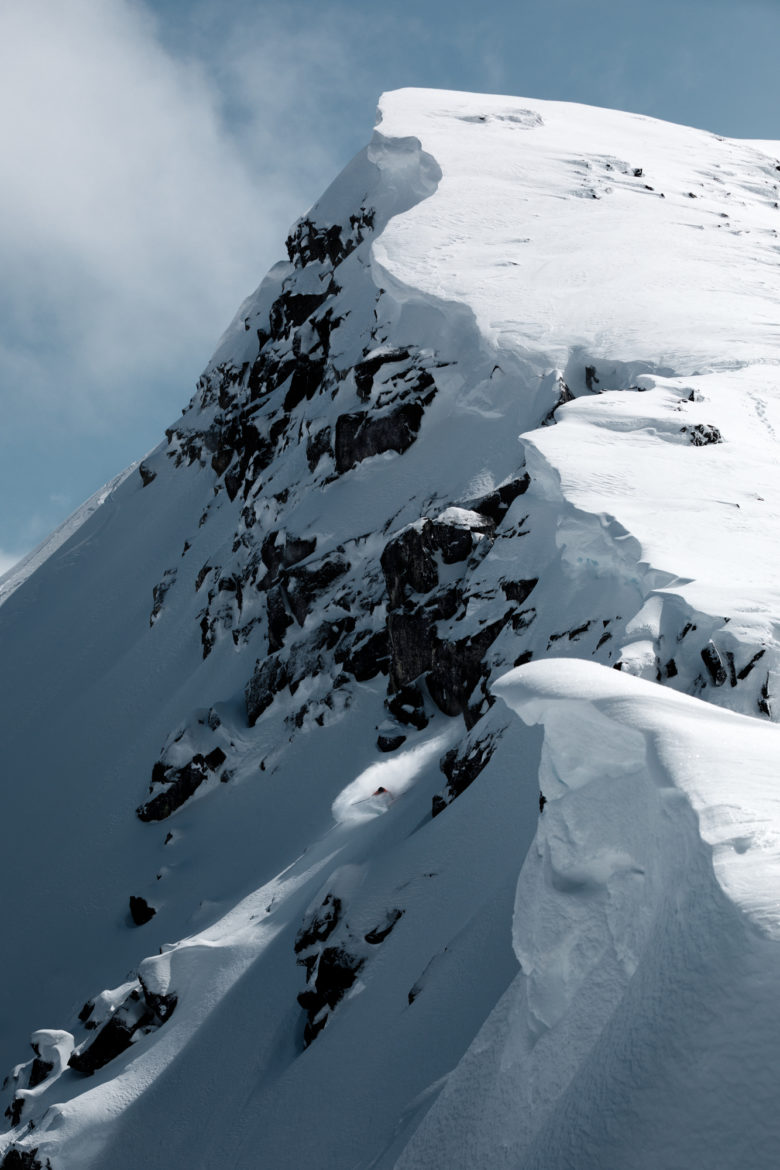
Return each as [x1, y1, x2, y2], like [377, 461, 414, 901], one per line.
[2, 88, 780, 1168]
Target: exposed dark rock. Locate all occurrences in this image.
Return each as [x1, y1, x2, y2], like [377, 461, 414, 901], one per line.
[387, 610, 436, 688]
[364, 908, 404, 945]
[354, 349, 411, 401]
[4, 1098, 23, 1127]
[701, 642, 727, 687]
[435, 734, 497, 812]
[139, 980, 178, 1024]
[501, 578, 538, 605]
[377, 732, 406, 752]
[129, 895, 156, 926]
[286, 218, 345, 267]
[428, 617, 510, 717]
[585, 365, 600, 391]
[381, 527, 438, 608]
[423, 584, 462, 623]
[682, 424, 722, 446]
[203, 747, 226, 771]
[387, 683, 428, 730]
[260, 531, 318, 578]
[0, 1149, 46, 1170]
[334, 401, 424, 473]
[428, 513, 493, 562]
[297, 945, 365, 1047]
[245, 654, 292, 726]
[543, 376, 575, 423]
[285, 556, 350, 626]
[381, 512, 493, 611]
[759, 674, 771, 717]
[313, 614, 357, 654]
[738, 648, 766, 681]
[431, 793, 448, 818]
[295, 894, 342, 954]
[27, 1059, 53, 1090]
[341, 628, 391, 681]
[150, 569, 177, 627]
[69, 990, 153, 1076]
[471, 475, 530, 524]
[283, 355, 326, 412]
[269, 290, 329, 335]
[136, 756, 209, 822]
[312, 946, 364, 1010]
[211, 447, 233, 477]
[195, 564, 212, 591]
[285, 210, 374, 269]
[78, 1001, 94, 1024]
[138, 461, 156, 487]
[306, 426, 333, 470]
[664, 658, 678, 678]
[266, 584, 295, 652]
[512, 607, 536, 633]
[725, 650, 738, 687]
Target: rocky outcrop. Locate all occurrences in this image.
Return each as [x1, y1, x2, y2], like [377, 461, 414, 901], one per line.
[297, 946, 364, 1047]
[150, 568, 177, 626]
[334, 402, 425, 473]
[65, 977, 176, 1080]
[0, 1149, 48, 1169]
[379, 508, 511, 722]
[138, 461, 156, 487]
[432, 732, 499, 816]
[285, 208, 375, 269]
[469, 475, 530, 524]
[137, 735, 227, 822]
[682, 423, 722, 445]
[68, 989, 152, 1076]
[129, 896, 156, 926]
[295, 893, 342, 954]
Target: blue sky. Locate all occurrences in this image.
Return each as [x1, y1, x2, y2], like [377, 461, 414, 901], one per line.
[2, 0, 779, 571]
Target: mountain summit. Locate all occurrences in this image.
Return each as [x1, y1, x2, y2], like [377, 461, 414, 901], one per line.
[3, 89, 780, 1169]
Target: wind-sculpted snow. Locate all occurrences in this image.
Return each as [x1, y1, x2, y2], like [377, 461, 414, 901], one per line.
[3, 88, 780, 1168]
[397, 662, 780, 1169]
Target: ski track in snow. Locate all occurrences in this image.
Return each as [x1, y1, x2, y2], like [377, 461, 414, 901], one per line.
[3, 88, 780, 1169]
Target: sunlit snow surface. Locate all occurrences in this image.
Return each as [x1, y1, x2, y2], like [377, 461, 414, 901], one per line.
[3, 88, 780, 1168]
[399, 661, 780, 1170]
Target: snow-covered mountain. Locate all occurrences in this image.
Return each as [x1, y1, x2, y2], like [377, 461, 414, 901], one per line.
[3, 88, 780, 1169]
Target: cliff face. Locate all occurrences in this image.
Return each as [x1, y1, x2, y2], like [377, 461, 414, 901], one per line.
[3, 89, 780, 1169]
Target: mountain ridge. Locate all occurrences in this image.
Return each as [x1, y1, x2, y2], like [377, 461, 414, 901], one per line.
[2, 88, 780, 1168]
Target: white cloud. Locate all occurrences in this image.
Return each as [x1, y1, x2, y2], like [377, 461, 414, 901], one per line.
[0, 0, 393, 555]
[0, 0, 354, 439]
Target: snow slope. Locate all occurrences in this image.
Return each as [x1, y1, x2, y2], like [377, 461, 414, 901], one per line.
[399, 661, 780, 1170]
[2, 88, 780, 1168]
